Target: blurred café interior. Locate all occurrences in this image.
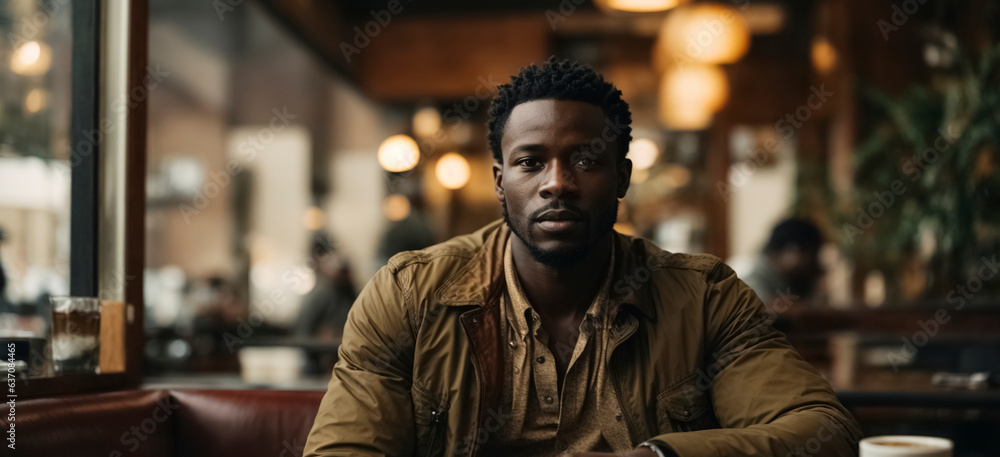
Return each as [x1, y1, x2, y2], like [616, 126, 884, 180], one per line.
[1, 0, 999, 455]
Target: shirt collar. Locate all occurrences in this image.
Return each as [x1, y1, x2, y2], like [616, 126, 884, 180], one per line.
[502, 236, 617, 340]
[433, 220, 656, 320]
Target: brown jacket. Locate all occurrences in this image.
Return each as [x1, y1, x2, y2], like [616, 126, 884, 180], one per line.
[305, 220, 861, 457]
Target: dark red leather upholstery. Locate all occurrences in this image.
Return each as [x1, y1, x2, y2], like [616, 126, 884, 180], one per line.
[19, 389, 175, 457]
[17, 389, 324, 457]
[173, 390, 324, 457]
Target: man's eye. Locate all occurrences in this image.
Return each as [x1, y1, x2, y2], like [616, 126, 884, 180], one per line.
[576, 157, 596, 168]
[518, 158, 540, 168]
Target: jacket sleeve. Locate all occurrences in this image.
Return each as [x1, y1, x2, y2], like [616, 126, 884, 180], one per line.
[648, 260, 862, 457]
[304, 265, 416, 457]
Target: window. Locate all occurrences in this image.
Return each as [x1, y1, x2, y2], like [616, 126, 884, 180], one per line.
[1, 0, 74, 327]
[2, 0, 147, 397]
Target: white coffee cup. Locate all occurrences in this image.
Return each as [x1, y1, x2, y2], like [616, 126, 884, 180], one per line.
[860, 436, 952, 457]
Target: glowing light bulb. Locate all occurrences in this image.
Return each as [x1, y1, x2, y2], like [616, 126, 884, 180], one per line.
[629, 138, 660, 170]
[599, 0, 682, 13]
[435, 153, 470, 190]
[412, 107, 442, 138]
[25, 89, 48, 113]
[658, 64, 729, 130]
[658, 4, 750, 65]
[11, 41, 51, 75]
[383, 194, 412, 221]
[378, 135, 420, 173]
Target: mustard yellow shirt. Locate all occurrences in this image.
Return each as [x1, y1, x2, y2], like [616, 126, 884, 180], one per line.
[485, 238, 633, 456]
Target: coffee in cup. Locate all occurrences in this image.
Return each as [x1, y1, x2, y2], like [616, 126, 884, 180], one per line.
[49, 297, 102, 375]
[860, 436, 952, 457]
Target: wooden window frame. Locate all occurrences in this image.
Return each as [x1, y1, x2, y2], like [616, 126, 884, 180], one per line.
[17, 0, 147, 399]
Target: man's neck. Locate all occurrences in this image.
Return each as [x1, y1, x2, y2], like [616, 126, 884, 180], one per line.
[509, 232, 613, 319]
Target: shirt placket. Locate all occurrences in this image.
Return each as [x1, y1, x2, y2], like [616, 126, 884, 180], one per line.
[526, 310, 561, 420]
[559, 312, 607, 452]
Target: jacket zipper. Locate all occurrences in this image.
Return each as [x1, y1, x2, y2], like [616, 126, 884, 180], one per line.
[425, 409, 446, 456]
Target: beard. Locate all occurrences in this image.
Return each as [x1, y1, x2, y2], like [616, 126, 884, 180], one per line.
[502, 199, 619, 269]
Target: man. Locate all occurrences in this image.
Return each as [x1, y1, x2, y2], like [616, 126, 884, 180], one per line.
[0, 227, 9, 313]
[305, 58, 861, 457]
[741, 218, 825, 306]
[296, 232, 357, 341]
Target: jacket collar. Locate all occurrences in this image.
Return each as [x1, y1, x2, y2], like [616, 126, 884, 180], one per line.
[434, 220, 656, 319]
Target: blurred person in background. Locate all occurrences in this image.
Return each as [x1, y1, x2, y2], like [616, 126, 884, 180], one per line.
[295, 232, 357, 341]
[185, 275, 245, 371]
[306, 59, 860, 457]
[0, 227, 9, 314]
[190, 275, 244, 331]
[376, 193, 436, 268]
[742, 218, 825, 306]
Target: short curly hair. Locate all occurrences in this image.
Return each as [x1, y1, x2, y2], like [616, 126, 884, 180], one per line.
[487, 57, 633, 164]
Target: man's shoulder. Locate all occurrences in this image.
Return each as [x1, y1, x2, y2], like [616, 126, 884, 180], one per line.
[384, 219, 501, 273]
[619, 232, 725, 278]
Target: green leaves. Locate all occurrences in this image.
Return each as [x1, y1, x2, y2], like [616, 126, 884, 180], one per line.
[844, 43, 1000, 297]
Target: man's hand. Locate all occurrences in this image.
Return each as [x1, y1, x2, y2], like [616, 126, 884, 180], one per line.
[561, 449, 657, 457]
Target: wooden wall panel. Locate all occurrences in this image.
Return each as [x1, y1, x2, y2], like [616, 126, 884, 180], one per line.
[359, 15, 551, 100]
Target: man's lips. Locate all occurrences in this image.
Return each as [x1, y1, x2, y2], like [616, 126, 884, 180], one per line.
[534, 209, 583, 222]
[535, 220, 582, 232]
[533, 209, 584, 233]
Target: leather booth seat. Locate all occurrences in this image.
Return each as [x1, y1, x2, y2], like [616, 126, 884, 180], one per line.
[18, 389, 324, 457]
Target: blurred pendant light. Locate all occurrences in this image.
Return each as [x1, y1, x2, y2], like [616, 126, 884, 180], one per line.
[11, 41, 52, 75]
[811, 36, 837, 74]
[629, 138, 660, 170]
[657, 3, 750, 65]
[383, 194, 412, 221]
[412, 106, 442, 138]
[658, 64, 729, 130]
[24, 89, 48, 113]
[435, 152, 471, 190]
[378, 134, 421, 173]
[596, 0, 682, 13]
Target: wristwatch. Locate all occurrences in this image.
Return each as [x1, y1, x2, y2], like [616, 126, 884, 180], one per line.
[639, 440, 680, 457]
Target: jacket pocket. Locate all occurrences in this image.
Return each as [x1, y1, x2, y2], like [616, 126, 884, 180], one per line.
[413, 384, 449, 457]
[654, 373, 719, 434]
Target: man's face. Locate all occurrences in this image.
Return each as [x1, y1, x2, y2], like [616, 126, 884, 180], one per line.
[493, 99, 631, 267]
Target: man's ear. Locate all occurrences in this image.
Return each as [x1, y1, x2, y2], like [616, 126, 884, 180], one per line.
[492, 162, 505, 202]
[617, 157, 632, 198]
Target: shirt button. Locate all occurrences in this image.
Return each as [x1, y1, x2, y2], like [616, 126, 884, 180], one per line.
[557, 441, 568, 451]
[536, 356, 545, 364]
[683, 409, 691, 417]
[509, 340, 516, 348]
[545, 396, 554, 404]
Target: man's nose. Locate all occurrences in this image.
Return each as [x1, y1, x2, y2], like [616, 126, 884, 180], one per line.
[538, 160, 578, 199]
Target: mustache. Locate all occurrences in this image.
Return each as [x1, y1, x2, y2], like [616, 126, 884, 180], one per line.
[528, 204, 586, 221]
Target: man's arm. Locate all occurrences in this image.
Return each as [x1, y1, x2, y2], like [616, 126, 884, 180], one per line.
[304, 266, 416, 457]
[647, 261, 862, 457]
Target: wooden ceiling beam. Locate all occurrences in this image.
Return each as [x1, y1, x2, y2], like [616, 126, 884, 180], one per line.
[257, 0, 359, 82]
[357, 14, 552, 101]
